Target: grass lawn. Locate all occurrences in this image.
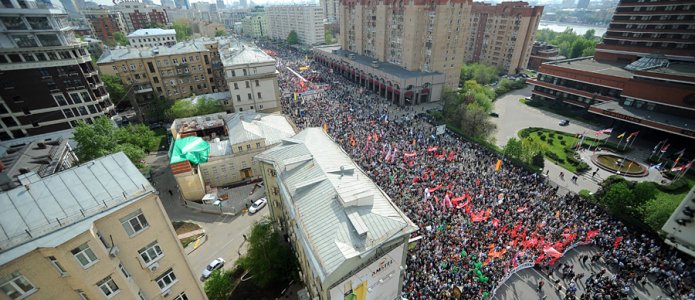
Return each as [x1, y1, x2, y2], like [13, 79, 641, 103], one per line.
[654, 175, 695, 206]
[172, 221, 201, 235]
[520, 128, 595, 173]
[180, 233, 204, 248]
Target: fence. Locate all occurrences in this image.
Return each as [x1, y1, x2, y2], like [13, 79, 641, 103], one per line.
[183, 200, 238, 215]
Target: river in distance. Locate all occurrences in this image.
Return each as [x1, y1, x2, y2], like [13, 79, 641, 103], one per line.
[538, 21, 608, 36]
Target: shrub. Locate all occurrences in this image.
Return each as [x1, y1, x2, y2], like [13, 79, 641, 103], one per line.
[557, 135, 564, 140]
[547, 138, 554, 145]
[546, 152, 560, 161]
[548, 133, 556, 138]
[576, 162, 591, 173]
[578, 189, 593, 200]
[560, 140, 567, 146]
[519, 128, 531, 138]
[539, 135, 546, 141]
[532, 153, 545, 168]
[658, 177, 689, 193]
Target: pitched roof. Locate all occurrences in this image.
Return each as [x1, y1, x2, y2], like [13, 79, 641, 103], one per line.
[255, 128, 417, 280]
[127, 28, 176, 37]
[225, 112, 296, 146]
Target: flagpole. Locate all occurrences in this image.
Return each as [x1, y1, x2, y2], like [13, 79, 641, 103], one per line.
[649, 140, 663, 160]
[626, 133, 638, 150]
[616, 135, 625, 150]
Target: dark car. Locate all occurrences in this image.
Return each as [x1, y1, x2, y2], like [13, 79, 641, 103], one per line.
[489, 112, 499, 118]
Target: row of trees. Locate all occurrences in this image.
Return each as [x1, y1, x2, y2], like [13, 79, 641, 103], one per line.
[460, 63, 502, 85]
[442, 82, 496, 140]
[502, 137, 545, 169]
[73, 117, 160, 167]
[535, 28, 598, 59]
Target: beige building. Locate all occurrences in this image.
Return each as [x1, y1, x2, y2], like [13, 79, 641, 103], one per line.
[255, 128, 418, 300]
[169, 112, 296, 201]
[320, 0, 339, 23]
[0, 152, 205, 300]
[464, 1, 543, 74]
[338, 0, 471, 89]
[266, 5, 325, 45]
[127, 28, 177, 48]
[241, 12, 268, 38]
[97, 38, 228, 120]
[220, 42, 282, 113]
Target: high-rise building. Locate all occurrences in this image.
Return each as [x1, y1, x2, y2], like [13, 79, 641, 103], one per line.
[239, 0, 247, 8]
[577, 0, 590, 9]
[240, 11, 267, 38]
[530, 0, 695, 141]
[464, 1, 543, 74]
[0, 0, 113, 141]
[175, 0, 190, 10]
[266, 5, 325, 45]
[255, 127, 418, 300]
[82, 8, 127, 45]
[319, 0, 339, 23]
[217, 0, 225, 9]
[0, 152, 206, 300]
[58, 0, 80, 19]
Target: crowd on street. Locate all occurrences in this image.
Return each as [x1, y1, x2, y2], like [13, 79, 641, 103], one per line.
[258, 41, 694, 300]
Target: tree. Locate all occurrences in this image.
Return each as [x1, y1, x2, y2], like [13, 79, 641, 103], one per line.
[640, 197, 680, 231]
[583, 29, 596, 40]
[599, 182, 633, 214]
[114, 32, 128, 46]
[173, 21, 193, 41]
[460, 102, 496, 139]
[287, 30, 299, 45]
[632, 182, 657, 207]
[460, 63, 500, 85]
[102, 75, 127, 105]
[204, 269, 235, 300]
[166, 100, 197, 119]
[236, 218, 298, 287]
[116, 123, 160, 152]
[532, 153, 545, 168]
[215, 29, 226, 37]
[73, 116, 158, 166]
[535, 28, 597, 59]
[195, 97, 224, 115]
[503, 137, 523, 159]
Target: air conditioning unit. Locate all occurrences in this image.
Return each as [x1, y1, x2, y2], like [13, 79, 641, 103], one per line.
[148, 262, 160, 272]
[162, 289, 171, 297]
[108, 246, 119, 257]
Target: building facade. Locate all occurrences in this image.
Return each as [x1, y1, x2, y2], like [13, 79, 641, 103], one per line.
[127, 28, 177, 48]
[112, 2, 169, 33]
[255, 128, 418, 300]
[0, 0, 114, 141]
[266, 5, 325, 45]
[464, 1, 543, 74]
[0, 152, 206, 300]
[83, 9, 127, 45]
[97, 38, 229, 120]
[338, 0, 471, 91]
[0, 137, 77, 191]
[240, 12, 268, 38]
[320, 0, 339, 23]
[221, 42, 282, 113]
[527, 41, 565, 70]
[530, 0, 695, 140]
[169, 112, 296, 201]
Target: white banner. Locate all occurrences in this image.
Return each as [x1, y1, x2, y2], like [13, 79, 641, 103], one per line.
[435, 125, 446, 136]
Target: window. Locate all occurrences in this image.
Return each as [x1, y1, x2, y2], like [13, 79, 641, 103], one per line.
[138, 241, 163, 264]
[247, 93, 252, 100]
[231, 70, 236, 76]
[234, 82, 238, 89]
[77, 290, 89, 300]
[257, 92, 262, 99]
[96, 276, 119, 298]
[174, 292, 189, 300]
[119, 263, 130, 278]
[238, 146, 243, 151]
[156, 269, 177, 291]
[120, 209, 149, 236]
[1, 273, 36, 299]
[49, 256, 67, 276]
[236, 95, 241, 102]
[71, 243, 98, 268]
[255, 80, 259, 86]
[256, 142, 261, 148]
[245, 81, 250, 88]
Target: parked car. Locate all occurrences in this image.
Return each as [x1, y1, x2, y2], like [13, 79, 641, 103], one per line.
[559, 119, 570, 126]
[489, 112, 499, 118]
[524, 96, 532, 101]
[201, 258, 225, 280]
[248, 198, 267, 214]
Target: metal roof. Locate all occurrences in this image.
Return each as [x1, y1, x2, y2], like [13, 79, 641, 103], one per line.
[220, 45, 275, 66]
[255, 128, 417, 280]
[0, 152, 154, 265]
[127, 28, 176, 37]
[225, 112, 296, 146]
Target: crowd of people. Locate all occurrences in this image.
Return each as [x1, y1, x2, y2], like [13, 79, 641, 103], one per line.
[258, 41, 694, 300]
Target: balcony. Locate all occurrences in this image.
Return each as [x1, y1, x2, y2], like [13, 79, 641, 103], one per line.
[134, 84, 153, 94]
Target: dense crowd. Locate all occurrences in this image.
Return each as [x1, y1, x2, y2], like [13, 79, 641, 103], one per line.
[258, 42, 694, 300]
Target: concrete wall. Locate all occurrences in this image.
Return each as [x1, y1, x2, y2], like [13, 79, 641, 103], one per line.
[174, 170, 206, 201]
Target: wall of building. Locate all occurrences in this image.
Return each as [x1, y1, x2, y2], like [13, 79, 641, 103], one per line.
[225, 64, 281, 113]
[84, 11, 127, 45]
[267, 5, 325, 45]
[241, 14, 268, 38]
[174, 170, 206, 200]
[128, 34, 177, 48]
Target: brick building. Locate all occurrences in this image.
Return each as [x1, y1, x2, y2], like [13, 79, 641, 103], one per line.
[83, 9, 127, 45]
[113, 2, 169, 33]
[527, 41, 565, 70]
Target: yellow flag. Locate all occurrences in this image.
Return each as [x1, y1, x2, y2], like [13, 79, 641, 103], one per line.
[617, 132, 625, 139]
[495, 159, 502, 172]
[322, 122, 327, 133]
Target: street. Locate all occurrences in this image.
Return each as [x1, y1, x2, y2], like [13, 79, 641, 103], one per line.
[145, 152, 269, 281]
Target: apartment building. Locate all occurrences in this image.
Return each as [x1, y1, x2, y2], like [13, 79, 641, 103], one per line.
[530, 0, 695, 141]
[221, 42, 281, 113]
[82, 9, 127, 45]
[0, 137, 77, 191]
[320, 0, 339, 23]
[112, 2, 169, 33]
[255, 127, 418, 300]
[169, 112, 296, 201]
[266, 5, 325, 46]
[0, 152, 206, 300]
[240, 12, 268, 38]
[0, 0, 114, 141]
[527, 41, 565, 70]
[97, 39, 227, 120]
[127, 28, 177, 48]
[464, 1, 543, 74]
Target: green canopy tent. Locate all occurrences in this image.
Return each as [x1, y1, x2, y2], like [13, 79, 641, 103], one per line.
[169, 136, 210, 165]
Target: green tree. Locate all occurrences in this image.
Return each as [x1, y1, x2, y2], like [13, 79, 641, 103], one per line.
[599, 182, 633, 214]
[215, 29, 226, 37]
[632, 182, 657, 207]
[166, 100, 197, 119]
[195, 97, 224, 115]
[640, 197, 680, 231]
[460, 102, 496, 139]
[114, 32, 128, 46]
[73, 116, 158, 166]
[101, 75, 128, 105]
[116, 123, 160, 152]
[237, 218, 298, 288]
[536, 28, 597, 59]
[583, 29, 596, 40]
[173, 21, 193, 41]
[204, 269, 235, 300]
[287, 30, 299, 45]
[460, 63, 500, 85]
[503, 137, 523, 159]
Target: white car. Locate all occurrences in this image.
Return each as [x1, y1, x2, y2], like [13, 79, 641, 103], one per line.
[248, 198, 267, 214]
[201, 258, 225, 280]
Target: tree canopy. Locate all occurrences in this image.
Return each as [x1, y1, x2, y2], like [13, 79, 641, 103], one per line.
[287, 30, 299, 45]
[442, 87, 496, 140]
[204, 269, 235, 300]
[113, 32, 129, 46]
[73, 117, 159, 166]
[236, 218, 298, 288]
[173, 21, 193, 41]
[460, 63, 501, 85]
[101, 75, 127, 105]
[165, 97, 224, 119]
[215, 29, 226, 37]
[535, 28, 598, 59]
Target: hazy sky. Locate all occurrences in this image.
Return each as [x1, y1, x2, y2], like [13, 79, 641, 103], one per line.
[91, 0, 317, 6]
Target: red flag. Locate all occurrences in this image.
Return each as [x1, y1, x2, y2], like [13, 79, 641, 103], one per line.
[585, 229, 600, 243]
[543, 246, 562, 258]
[613, 236, 623, 249]
[534, 253, 546, 265]
[427, 146, 439, 152]
[516, 207, 528, 213]
[429, 184, 443, 192]
[492, 219, 499, 227]
[447, 150, 456, 162]
[475, 178, 480, 186]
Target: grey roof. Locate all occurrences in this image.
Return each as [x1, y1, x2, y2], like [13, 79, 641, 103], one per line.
[0, 152, 154, 265]
[0, 139, 71, 191]
[225, 112, 296, 146]
[255, 128, 417, 280]
[97, 40, 211, 63]
[127, 28, 176, 37]
[314, 45, 441, 79]
[590, 101, 695, 133]
[220, 45, 275, 66]
[546, 57, 634, 78]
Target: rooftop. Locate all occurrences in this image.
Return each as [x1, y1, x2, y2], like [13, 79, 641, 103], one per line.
[127, 28, 176, 38]
[314, 45, 441, 79]
[590, 101, 695, 131]
[643, 62, 695, 80]
[225, 112, 296, 146]
[220, 42, 276, 66]
[255, 128, 417, 280]
[546, 57, 634, 78]
[0, 152, 154, 265]
[97, 38, 219, 63]
[0, 139, 72, 191]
